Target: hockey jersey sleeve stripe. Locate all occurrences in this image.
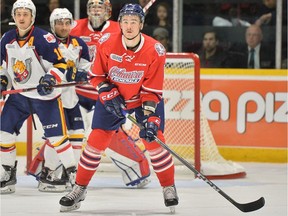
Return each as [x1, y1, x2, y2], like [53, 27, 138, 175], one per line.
[141, 85, 163, 94]
[53, 63, 67, 71]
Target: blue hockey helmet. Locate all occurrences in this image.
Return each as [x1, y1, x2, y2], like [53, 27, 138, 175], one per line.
[118, 4, 145, 23]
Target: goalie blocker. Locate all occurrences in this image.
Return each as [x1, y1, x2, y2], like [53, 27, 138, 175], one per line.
[28, 127, 151, 188]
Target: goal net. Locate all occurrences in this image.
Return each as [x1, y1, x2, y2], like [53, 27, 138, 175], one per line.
[26, 52, 245, 179]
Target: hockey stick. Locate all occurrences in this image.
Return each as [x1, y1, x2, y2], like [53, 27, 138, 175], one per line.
[143, 0, 156, 13]
[2, 81, 88, 96]
[126, 114, 265, 213]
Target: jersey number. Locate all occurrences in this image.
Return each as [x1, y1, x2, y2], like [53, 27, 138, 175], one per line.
[54, 48, 64, 60]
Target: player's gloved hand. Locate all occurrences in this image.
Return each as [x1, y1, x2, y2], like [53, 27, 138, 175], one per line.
[98, 83, 126, 118]
[0, 75, 8, 99]
[66, 67, 88, 82]
[37, 74, 56, 96]
[139, 113, 161, 142]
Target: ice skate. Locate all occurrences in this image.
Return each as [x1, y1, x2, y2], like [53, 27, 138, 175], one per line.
[38, 167, 66, 192]
[59, 183, 87, 212]
[136, 178, 151, 188]
[163, 185, 179, 214]
[61, 166, 76, 191]
[0, 161, 17, 194]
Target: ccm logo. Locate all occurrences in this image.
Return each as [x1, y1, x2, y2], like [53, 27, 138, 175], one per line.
[101, 90, 119, 101]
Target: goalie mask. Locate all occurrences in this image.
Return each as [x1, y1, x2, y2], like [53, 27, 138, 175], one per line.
[50, 8, 73, 36]
[87, 0, 112, 29]
[11, 0, 36, 30]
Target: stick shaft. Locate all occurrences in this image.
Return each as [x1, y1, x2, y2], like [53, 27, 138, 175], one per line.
[143, 0, 156, 13]
[2, 81, 88, 96]
[126, 114, 265, 212]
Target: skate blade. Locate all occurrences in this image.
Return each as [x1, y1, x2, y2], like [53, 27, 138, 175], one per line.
[60, 202, 81, 212]
[0, 185, 15, 194]
[136, 178, 151, 188]
[38, 182, 66, 193]
[169, 206, 176, 214]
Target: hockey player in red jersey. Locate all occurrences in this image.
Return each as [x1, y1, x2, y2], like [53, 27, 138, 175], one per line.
[0, 0, 76, 194]
[70, 0, 151, 188]
[59, 3, 179, 212]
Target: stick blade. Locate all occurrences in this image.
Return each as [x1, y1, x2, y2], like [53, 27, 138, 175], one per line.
[236, 197, 265, 212]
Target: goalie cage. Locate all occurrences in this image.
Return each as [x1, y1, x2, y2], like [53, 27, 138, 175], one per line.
[25, 52, 246, 179]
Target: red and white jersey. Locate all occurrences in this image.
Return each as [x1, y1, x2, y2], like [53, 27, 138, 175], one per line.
[90, 32, 166, 109]
[70, 19, 120, 100]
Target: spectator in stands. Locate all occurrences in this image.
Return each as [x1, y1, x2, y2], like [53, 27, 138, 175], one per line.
[229, 24, 275, 68]
[153, 2, 172, 29]
[254, 0, 277, 26]
[37, 0, 62, 26]
[153, 27, 171, 52]
[197, 30, 230, 68]
[212, 4, 251, 27]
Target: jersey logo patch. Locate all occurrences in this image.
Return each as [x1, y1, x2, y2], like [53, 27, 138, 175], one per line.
[43, 33, 56, 43]
[110, 53, 135, 63]
[12, 58, 32, 83]
[109, 66, 144, 84]
[80, 36, 91, 43]
[98, 33, 110, 44]
[110, 54, 123, 62]
[155, 43, 166, 56]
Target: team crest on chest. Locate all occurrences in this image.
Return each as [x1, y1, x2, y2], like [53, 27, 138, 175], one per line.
[109, 66, 144, 84]
[12, 58, 32, 83]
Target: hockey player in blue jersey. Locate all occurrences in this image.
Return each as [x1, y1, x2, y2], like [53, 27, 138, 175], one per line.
[0, 0, 77, 194]
[36, 8, 90, 192]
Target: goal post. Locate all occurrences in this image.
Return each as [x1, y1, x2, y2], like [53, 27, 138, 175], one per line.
[26, 52, 246, 179]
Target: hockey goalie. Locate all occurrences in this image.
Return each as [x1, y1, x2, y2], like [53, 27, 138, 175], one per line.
[28, 125, 151, 191]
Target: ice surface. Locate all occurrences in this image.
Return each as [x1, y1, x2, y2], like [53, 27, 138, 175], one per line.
[0, 157, 287, 216]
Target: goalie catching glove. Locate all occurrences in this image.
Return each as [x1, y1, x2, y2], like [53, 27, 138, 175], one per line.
[66, 67, 88, 82]
[98, 83, 126, 118]
[37, 74, 56, 96]
[139, 113, 161, 142]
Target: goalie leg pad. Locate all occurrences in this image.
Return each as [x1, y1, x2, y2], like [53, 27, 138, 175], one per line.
[107, 128, 151, 187]
[27, 142, 46, 180]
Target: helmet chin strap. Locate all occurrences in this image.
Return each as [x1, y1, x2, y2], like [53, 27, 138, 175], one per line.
[55, 34, 67, 43]
[16, 20, 34, 35]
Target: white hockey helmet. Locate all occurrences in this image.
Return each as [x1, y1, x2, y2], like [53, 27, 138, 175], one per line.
[11, 0, 36, 21]
[87, 0, 112, 28]
[50, 8, 73, 34]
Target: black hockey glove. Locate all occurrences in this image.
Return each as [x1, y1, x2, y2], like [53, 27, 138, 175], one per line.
[37, 74, 56, 96]
[0, 75, 8, 99]
[139, 113, 161, 142]
[66, 67, 88, 82]
[98, 83, 126, 118]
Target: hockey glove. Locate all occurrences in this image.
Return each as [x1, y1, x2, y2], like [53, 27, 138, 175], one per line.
[98, 83, 126, 118]
[0, 75, 8, 99]
[66, 67, 88, 82]
[37, 74, 56, 96]
[139, 113, 161, 142]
